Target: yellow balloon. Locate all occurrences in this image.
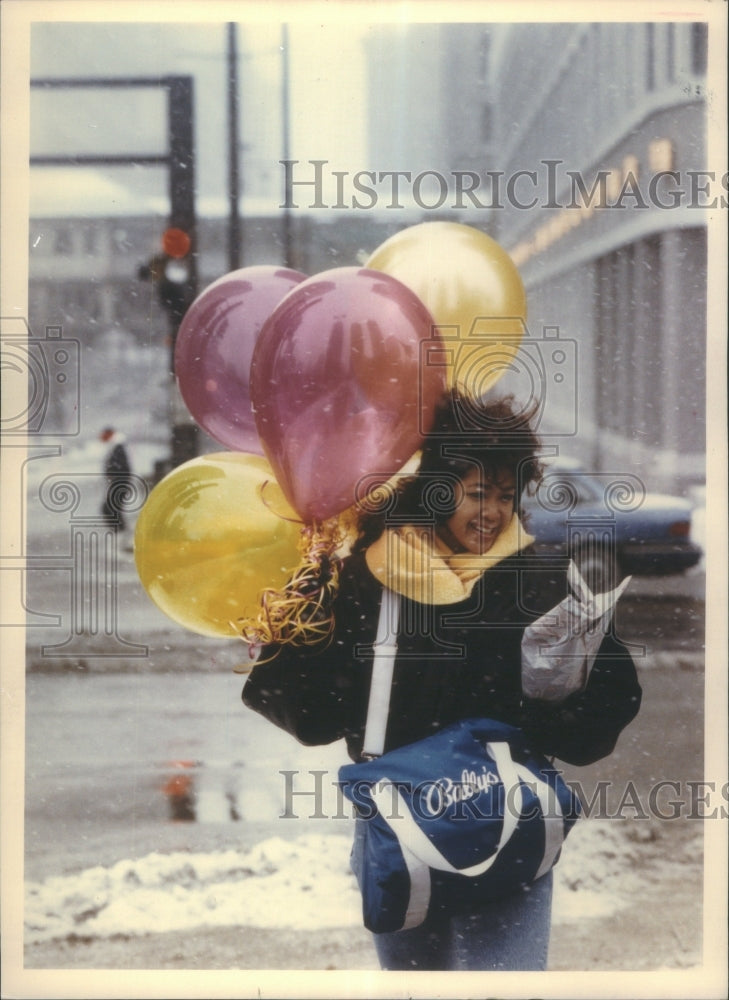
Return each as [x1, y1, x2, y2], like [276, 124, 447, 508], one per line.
[366, 222, 527, 398]
[134, 452, 302, 638]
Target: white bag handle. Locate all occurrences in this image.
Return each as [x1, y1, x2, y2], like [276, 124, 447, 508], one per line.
[371, 745, 565, 878]
[513, 762, 566, 879]
[370, 741, 523, 877]
[361, 586, 399, 759]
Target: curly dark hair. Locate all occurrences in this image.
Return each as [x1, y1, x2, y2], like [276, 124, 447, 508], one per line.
[352, 389, 544, 554]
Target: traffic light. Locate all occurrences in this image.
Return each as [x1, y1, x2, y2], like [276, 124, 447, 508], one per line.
[162, 226, 192, 259]
[138, 227, 197, 324]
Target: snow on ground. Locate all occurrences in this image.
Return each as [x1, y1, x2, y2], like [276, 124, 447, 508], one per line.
[25, 819, 644, 945]
[24, 834, 361, 944]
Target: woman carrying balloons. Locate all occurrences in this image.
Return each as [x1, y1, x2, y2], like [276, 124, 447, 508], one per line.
[242, 387, 642, 971]
[134, 222, 642, 971]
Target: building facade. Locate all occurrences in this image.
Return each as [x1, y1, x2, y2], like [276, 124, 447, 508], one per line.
[487, 21, 709, 492]
[363, 20, 710, 493]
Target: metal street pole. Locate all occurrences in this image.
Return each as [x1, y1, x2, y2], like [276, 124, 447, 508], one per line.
[227, 22, 241, 271]
[281, 23, 293, 269]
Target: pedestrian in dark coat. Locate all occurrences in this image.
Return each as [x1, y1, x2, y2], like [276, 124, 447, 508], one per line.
[242, 390, 642, 971]
[99, 427, 132, 532]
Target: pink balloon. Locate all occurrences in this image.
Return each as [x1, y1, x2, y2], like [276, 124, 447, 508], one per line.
[174, 265, 306, 452]
[250, 267, 445, 522]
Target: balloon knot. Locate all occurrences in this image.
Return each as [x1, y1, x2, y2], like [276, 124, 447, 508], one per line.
[235, 516, 346, 653]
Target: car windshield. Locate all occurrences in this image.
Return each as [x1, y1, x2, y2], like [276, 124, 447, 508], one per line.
[530, 468, 604, 506]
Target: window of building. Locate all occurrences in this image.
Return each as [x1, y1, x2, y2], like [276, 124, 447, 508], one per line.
[595, 253, 619, 435]
[83, 225, 97, 255]
[481, 102, 492, 142]
[479, 32, 490, 82]
[666, 23, 675, 83]
[645, 22, 655, 91]
[112, 228, 132, 253]
[53, 226, 74, 255]
[595, 239, 664, 448]
[690, 22, 707, 75]
[636, 236, 663, 450]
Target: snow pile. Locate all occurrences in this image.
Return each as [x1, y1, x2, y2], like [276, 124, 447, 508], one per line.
[25, 820, 650, 944]
[25, 834, 363, 944]
[552, 818, 649, 922]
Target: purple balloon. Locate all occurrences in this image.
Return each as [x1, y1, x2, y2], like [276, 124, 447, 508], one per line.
[175, 265, 306, 452]
[250, 267, 445, 522]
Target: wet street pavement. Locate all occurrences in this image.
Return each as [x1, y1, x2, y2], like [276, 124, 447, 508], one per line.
[615, 570, 705, 656]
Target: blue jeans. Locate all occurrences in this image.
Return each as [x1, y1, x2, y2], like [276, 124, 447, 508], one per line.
[371, 871, 553, 971]
[352, 820, 553, 971]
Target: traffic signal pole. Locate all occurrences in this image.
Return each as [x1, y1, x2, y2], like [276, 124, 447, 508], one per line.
[227, 23, 242, 273]
[30, 75, 200, 476]
[165, 76, 200, 469]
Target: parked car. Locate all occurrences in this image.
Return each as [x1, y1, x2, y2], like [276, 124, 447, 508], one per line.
[521, 458, 702, 591]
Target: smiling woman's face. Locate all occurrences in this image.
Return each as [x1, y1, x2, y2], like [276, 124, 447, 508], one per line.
[436, 467, 517, 555]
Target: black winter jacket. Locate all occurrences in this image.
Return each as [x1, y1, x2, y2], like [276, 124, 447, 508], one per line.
[242, 547, 641, 766]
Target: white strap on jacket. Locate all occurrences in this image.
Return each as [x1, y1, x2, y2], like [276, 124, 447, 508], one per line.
[361, 586, 400, 759]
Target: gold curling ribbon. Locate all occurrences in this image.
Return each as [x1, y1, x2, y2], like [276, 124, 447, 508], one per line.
[234, 517, 347, 665]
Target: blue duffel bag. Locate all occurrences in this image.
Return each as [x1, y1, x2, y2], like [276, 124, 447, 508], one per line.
[338, 716, 581, 934]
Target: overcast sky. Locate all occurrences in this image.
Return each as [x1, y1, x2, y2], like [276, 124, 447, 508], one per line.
[29, 20, 370, 216]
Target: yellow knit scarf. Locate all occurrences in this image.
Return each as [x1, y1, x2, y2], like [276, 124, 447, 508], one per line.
[364, 513, 534, 605]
